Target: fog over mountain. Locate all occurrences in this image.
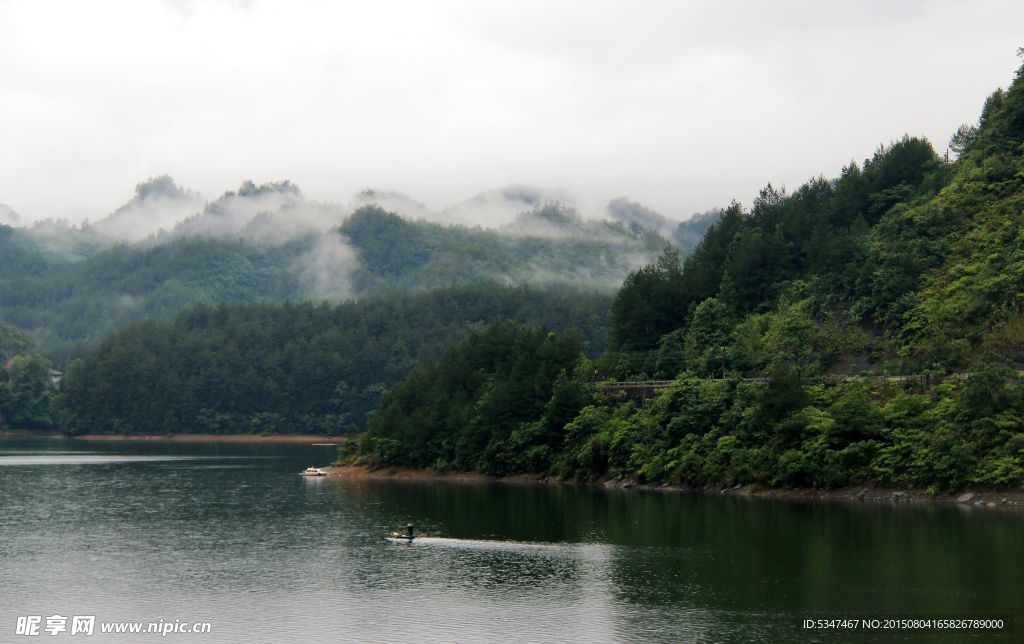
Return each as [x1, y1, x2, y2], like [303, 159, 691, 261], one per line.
[0, 173, 680, 357]
[442, 186, 571, 228]
[11, 176, 700, 252]
[0, 204, 22, 227]
[92, 176, 204, 242]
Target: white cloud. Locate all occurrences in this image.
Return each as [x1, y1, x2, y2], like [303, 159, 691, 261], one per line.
[0, 0, 1021, 222]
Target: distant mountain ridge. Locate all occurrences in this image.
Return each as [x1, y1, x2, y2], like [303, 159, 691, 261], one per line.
[0, 185, 690, 360]
[6, 179, 701, 256]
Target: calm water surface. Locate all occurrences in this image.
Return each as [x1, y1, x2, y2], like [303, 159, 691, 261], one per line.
[1, 436, 1021, 643]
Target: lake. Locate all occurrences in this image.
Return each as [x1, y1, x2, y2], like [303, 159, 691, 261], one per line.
[1, 436, 1020, 642]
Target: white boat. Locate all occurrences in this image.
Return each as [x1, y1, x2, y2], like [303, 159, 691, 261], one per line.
[386, 532, 416, 543]
[299, 467, 328, 477]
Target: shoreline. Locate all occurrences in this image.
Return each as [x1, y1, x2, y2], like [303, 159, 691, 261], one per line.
[1, 430, 346, 445]
[326, 465, 1024, 510]
[5, 429, 1020, 510]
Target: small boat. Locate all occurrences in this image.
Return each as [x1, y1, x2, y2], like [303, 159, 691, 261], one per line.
[386, 532, 416, 543]
[299, 467, 328, 477]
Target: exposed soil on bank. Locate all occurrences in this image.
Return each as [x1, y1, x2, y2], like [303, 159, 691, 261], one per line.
[326, 465, 1024, 510]
[0, 429, 63, 439]
[0, 430, 346, 445]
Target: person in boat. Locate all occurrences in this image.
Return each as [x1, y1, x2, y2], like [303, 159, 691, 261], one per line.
[405, 523, 415, 538]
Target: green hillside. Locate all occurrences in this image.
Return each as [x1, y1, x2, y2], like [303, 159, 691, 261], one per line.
[341, 204, 666, 292]
[0, 202, 664, 362]
[355, 61, 1024, 490]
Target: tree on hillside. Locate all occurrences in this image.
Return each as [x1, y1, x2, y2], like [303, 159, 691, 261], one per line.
[0, 354, 55, 428]
[610, 246, 687, 351]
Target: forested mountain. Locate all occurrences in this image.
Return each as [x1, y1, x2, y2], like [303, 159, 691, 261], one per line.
[606, 198, 719, 251]
[0, 225, 51, 277]
[604, 132, 950, 373]
[354, 61, 1024, 490]
[0, 236, 303, 362]
[92, 175, 205, 243]
[55, 284, 611, 436]
[0, 198, 667, 361]
[342, 204, 666, 293]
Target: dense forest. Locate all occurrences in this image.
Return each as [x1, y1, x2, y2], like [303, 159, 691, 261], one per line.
[358, 321, 590, 474]
[350, 60, 1024, 490]
[0, 200, 677, 362]
[52, 284, 611, 436]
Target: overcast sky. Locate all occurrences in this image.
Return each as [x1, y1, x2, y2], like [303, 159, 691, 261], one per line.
[1, 0, 1022, 223]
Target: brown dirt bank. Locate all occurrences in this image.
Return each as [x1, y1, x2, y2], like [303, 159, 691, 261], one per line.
[327, 465, 1024, 510]
[72, 433, 347, 444]
[1, 429, 63, 439]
